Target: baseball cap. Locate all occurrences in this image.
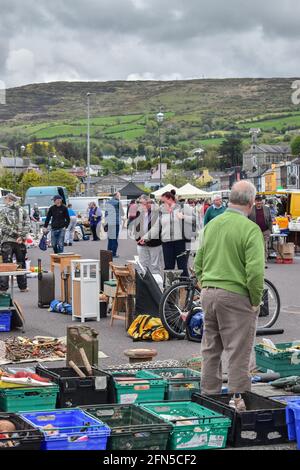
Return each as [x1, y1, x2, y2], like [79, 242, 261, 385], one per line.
[255, 195, 263, 201]
[53, 195, 63, 201]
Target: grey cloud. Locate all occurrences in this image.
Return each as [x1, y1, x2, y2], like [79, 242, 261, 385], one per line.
[0, 0, 300, 88]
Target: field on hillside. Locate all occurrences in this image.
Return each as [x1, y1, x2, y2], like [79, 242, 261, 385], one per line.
[0, 78, 299, 150]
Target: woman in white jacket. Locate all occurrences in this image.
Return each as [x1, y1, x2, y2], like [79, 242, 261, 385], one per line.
[142, 190, 196, 277]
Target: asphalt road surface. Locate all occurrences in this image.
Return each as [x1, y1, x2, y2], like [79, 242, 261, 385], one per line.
[1, 229, 300, 369]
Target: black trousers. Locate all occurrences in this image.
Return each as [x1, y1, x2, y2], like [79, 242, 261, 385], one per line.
[0, 242, 27, 291]
[90, 225, 100, 241]
[162, 240, 189, 278]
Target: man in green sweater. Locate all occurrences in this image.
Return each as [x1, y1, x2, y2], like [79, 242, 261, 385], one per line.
[195, 180, 264, 409]
[203, 194, 226, 225]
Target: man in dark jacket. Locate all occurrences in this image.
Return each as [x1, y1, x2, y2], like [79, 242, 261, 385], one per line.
[133, 196, 162, 275]
[248, 195, 273, 264]
[105, 192, 125, 258]
[44, 195, 70, 253]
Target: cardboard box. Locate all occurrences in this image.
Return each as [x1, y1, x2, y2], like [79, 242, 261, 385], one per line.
[278, 242, 295, 258]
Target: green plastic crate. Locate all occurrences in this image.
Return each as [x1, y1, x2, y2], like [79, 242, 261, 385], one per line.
[147, 368, 201, 400]
[255, 342, 300, 377]
[111, 370, 166, 404]
[0, 293, 11, 307]
[81, 403, 172, 450]
[0, 385, 59, 412]
[141, 401, 231, 450]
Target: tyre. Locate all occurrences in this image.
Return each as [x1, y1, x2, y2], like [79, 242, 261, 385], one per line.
[159, 281, 201, 339]
[257, 278, 280, 329]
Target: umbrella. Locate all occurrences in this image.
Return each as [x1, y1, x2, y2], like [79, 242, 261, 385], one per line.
[151, 184, 178, 198]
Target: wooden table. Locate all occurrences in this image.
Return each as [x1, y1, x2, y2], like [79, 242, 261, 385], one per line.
[50, 253, 81, 303]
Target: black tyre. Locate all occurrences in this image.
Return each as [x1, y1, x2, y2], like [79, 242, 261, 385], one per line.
[257, 278, 280, 329]
[159, 281, 201, 339]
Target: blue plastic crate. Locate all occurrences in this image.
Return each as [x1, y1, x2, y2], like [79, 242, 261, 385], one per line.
[272, 395, 300, 405]
[20, 409, 111, 451]
[286, 401, 300, 450]
[0, 311, 12, 332]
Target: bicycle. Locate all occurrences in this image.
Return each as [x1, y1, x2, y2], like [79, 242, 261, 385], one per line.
[159, 276, 280, 339]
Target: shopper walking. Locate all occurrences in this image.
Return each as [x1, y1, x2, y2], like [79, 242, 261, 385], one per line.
[30, 203, 41, 239]
[203, 194, 226, 226]
[248, 195, 273, 264]
[105, 192, 125, 258]
[133, 195, 163, 275]
[127, 199, 138, 228]
[88, 202, 102, 241]
[65, 204, 78, 246]
[194, 181, 264, 408]
[43, 195, 70, 254]
[0, 193, 31, 292]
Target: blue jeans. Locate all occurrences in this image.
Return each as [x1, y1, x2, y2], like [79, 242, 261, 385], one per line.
[107, 225, 120, 257]
[51, 229, 65, 254]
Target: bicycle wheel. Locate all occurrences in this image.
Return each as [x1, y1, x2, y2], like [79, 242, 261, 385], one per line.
[257, 278, 280, 329]
[160, 281, 201, 339]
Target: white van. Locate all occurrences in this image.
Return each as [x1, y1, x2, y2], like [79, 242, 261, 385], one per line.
[68, 196, 111, 217]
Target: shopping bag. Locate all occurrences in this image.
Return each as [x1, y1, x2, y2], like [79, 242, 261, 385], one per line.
[38, 234, 48, 251]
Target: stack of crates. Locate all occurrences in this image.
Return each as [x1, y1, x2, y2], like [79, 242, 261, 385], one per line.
[0, 293, 12, 332]
[0, 412, 43, 450]
[109, 370, 166, 404]
[81, 403, 172, 450]
[286, 400, 300, 449]
[20, 409, 110, 450]
[36, 365, 112, 408]
[255, 342, 300, 377]
[147, 368, 201, 400]
[140, 401, 231, 450]
[192, 392, 288, 447]
[0, 385, 59, 412]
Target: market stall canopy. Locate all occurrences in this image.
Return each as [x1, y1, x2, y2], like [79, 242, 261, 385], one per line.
[177, 183, 210, 199]
[151, 184, 178, 198]
[119, 182, 144, 199]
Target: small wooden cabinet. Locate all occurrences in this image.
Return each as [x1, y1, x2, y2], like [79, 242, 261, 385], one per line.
[71, 260, 100, 323]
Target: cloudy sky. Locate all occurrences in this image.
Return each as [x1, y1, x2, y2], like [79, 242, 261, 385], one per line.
[1, 0, 300, 88]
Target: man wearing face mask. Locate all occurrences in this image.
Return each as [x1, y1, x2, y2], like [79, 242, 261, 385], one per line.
[0, 193, 31, 293]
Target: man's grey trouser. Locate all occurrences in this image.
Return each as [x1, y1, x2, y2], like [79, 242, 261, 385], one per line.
[200, 287, 258, 395]
[137, 245, 163, 276]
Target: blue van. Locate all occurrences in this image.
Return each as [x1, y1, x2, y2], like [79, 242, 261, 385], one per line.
[24, 186, 69, 210]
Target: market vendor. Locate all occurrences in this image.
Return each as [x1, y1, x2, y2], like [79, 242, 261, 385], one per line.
[249, 194, 273, 265]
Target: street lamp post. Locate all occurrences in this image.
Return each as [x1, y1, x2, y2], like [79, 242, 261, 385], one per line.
[48, 154, 57, 183]
[14, 144, 25, 193]
[86, 92, 96, 196]
[156, 109, 164, 188]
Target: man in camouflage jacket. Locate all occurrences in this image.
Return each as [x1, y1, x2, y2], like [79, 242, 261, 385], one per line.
[0, 193, 31, 292]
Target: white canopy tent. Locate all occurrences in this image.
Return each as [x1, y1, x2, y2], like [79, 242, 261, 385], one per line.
[176, 183, 210, 199]
[151, 184, 178, 199]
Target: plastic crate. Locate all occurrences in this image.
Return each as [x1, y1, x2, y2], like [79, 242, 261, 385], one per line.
[0, 293, 11, 307]
[141, 401, 231, 450]
[20, 409, 110, 450]
[286, 401, 300, 449]
[147, 368, 201, 400]
[0, 412, 43, 450]
[255, 342, 300, 377]
[111, 370, 166, 404]
[81, 403, 172, 450]
[0, 385, 59, 412]
[0, 312, 12, 332]
[271, 395, 300, 405]
[36, 365, 112, 408]
[192, 391, 288, 447]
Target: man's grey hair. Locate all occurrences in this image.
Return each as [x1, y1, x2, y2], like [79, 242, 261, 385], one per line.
[212, 193, 222, 202]
[229, 181, 256, 206]
[139, 194, 151, 203]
